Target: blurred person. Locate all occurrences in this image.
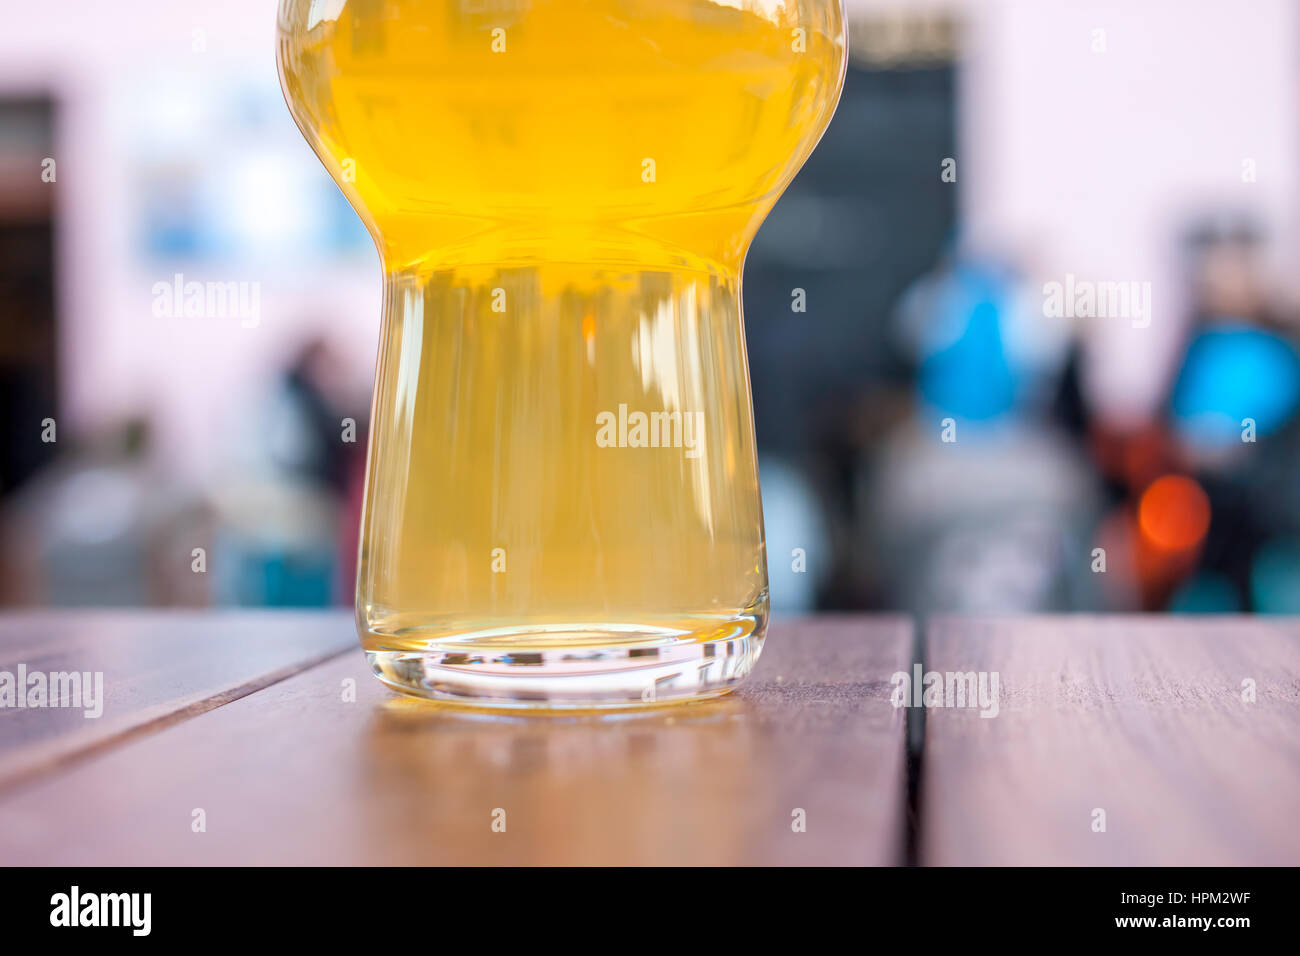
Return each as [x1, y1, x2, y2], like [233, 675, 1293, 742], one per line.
[860, 245, 1102, 614]
[210, 335, 367, 607]
[1165, 217, 1300, 612]
[1086, 215, 1300, 612]
[276, 337, 363, 494]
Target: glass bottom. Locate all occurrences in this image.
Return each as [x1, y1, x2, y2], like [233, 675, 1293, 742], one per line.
[363, 614, 765, 710]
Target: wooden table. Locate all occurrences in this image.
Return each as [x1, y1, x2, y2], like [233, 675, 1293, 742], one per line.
[0, 612, 1296, 866]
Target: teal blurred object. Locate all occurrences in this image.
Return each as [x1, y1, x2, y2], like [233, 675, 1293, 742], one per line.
[1251, 539, 1300, 614]
[1170, 572, 1243, 613]
[212, 530, 336, 607]
[209, 481, 340, 607]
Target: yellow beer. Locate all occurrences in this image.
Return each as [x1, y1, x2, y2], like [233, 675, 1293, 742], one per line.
[277, 0, 846, 706]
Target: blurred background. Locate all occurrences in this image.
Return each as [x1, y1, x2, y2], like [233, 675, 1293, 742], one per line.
[2, 0, 1298, 616]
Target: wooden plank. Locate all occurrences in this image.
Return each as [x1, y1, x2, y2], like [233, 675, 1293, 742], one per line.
[920, 616, 1300, 866]
[0, 610, 355, 790]
[0, 614, 911, 866]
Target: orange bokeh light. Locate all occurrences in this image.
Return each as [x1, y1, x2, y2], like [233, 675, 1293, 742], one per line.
[1138, 474, 1211, 552]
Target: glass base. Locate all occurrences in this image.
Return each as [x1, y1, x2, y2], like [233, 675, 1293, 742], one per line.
[363, 615, 765, 710]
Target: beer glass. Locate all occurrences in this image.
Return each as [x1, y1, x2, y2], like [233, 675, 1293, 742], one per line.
[277, 0, 846, 708]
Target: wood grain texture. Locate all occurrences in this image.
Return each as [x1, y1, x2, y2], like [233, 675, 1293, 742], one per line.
[920, 616, 1300, 866]
[0, 614, 911, 866]
[0, 611, 355, 790]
